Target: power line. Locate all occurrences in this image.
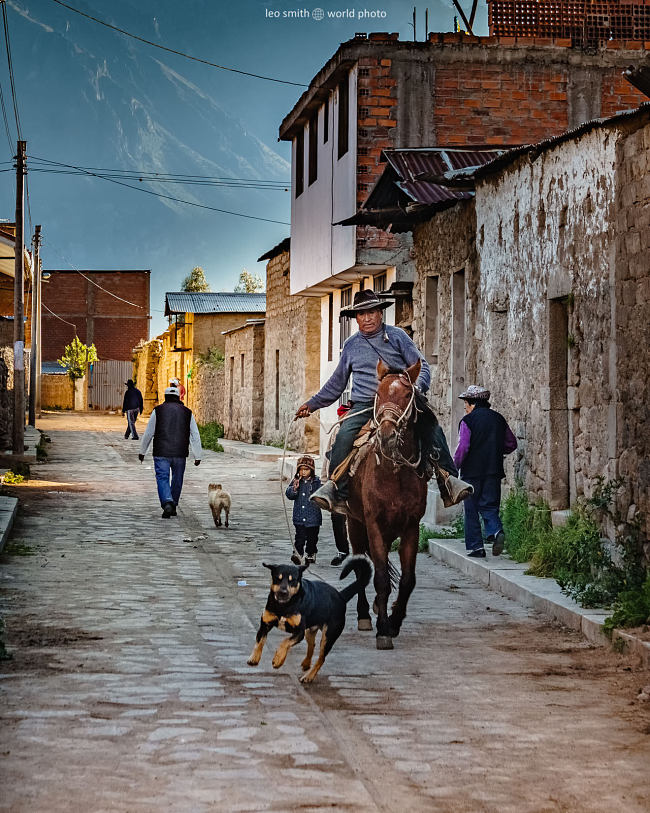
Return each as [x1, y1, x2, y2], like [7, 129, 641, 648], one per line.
[0, 78, 13, 152]
[42, 302, 77, 331]
[29, 154, 291, 224]
[2, 0, 22, 140]
[50, 0, 307, 87]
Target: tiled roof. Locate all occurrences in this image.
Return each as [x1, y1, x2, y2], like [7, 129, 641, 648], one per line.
[164, 292, 266, 316]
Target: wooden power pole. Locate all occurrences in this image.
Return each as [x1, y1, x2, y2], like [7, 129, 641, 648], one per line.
[28, 224, 41, 427]
[12, 139, 26, 454]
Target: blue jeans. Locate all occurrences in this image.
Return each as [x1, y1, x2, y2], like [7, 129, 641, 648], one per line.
[463, 475, 503, 552]
[125, 409, 139, 439]
[153, 456, 186, 507]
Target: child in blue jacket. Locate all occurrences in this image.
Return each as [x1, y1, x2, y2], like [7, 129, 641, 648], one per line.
[285, 455, 322, 565]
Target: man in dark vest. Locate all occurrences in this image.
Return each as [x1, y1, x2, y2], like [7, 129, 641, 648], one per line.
[138, 385, 202, 518]
[453, 385, 517, 558]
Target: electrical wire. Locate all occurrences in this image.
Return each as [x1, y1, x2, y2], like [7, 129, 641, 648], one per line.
[28, 154, 291, 224]
[50, 0, 307, 87]
[2, 0, 22, 140]
[0, 78, 13, 153]
[42, 302, 77, 331]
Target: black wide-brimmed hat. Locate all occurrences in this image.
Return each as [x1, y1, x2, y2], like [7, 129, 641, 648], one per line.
[340, 288, 394, 318]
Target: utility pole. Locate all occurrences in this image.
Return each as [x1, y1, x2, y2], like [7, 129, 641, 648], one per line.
[28, 224, 41, 427]
[12, 139, 26, 455]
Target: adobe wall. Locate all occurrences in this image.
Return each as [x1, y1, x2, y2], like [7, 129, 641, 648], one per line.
[41, 374, 73, 410]
[187, 361, 225, 427]
[193, 313, 262, 355]
[262, 249, 321, 453]
[223, 322, 265, 443]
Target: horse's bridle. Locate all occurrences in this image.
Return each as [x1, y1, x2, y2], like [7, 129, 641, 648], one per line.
[372, 373, 421, 470]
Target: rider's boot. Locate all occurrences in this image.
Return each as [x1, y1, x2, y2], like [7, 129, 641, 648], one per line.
[310, 480, 348, 515]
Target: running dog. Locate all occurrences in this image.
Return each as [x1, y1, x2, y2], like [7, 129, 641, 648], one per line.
[247, 556, 372, 683]
[208, 483, 231, 528]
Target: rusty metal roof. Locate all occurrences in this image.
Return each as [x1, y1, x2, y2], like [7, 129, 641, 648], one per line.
[164, 292, 266, 316]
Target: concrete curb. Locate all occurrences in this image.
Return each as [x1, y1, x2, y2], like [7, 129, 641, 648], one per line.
[429, 538, 649, 668]
[0, 495, 19, 554]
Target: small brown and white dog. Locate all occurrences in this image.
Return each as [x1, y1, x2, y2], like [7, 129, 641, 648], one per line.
[208, 483, 231, 528]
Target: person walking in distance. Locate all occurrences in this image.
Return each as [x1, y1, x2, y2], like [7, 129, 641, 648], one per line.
[138, 385, 202, 518]
[285, 455, 322, 565]
[122, 379, 144, 440]
[453, 385, 517, 558]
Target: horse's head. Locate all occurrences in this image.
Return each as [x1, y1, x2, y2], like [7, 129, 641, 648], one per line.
[374, 359, 420, 454]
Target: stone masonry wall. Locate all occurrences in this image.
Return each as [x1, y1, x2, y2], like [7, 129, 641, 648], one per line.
[223, 322, 265, 443]
[133, 338, 163, 415]
[412, 201, 479, 448]
[0, 346, 13, 449]
[187, 361, 225, 427]
[262, 249, 320, 453]
[614, 123, 650, 534]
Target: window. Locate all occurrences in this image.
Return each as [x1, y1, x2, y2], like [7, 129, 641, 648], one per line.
[337, 74, 349, 159]
[308, 111, 318, 185]
[373, 273, 386, 293]
[295, 128, 304, 197]
[240, 353, 245, 387]
[323, 97, 329, 144]
[424, 275, 439, 363]
[339, 286, 352, 349]
[327, 292, 333, 362]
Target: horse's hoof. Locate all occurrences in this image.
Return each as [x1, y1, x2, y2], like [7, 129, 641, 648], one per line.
[376, 635, 394, 650]
[358, 618, 373, 631]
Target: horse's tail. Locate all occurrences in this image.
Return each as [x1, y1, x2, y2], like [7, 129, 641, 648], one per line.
[338, 555, 372, 603]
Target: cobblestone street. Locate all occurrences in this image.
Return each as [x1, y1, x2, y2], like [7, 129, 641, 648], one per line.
[1, 414, 649, 812]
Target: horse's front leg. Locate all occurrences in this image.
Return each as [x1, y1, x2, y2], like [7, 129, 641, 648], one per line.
[388, 519, 418, 637]
[346, 515, 372, 631]
[364, 518, 393, 649]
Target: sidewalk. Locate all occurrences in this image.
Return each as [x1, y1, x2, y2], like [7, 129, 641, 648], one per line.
[0, 425, 41, 552]
[429, 537, 650, 667]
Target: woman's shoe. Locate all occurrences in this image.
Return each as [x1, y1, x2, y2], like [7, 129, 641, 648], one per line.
[291, 552, 303, 565]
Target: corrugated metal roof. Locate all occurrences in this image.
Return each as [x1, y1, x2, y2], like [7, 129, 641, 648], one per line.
[41, 361, 67, 374]
[380, 148, 507, 206]
[165, 292, 266, 316]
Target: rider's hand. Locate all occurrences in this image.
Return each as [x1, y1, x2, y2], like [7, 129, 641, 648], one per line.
[138, 454, 144, 463]
[295, 403, 311, 419]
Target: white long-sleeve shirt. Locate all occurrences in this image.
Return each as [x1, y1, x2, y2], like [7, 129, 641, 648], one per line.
[140, 410, 202, 461]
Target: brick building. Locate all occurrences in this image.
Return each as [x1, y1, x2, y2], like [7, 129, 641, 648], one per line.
[41, 270, 150, 362]
[279, 32, 648, 448]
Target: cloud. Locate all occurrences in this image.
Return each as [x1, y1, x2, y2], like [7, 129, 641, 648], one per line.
[7, 1, 54, 33]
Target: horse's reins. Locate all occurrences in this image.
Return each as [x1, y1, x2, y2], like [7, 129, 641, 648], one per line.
[372, 373, 423, 471]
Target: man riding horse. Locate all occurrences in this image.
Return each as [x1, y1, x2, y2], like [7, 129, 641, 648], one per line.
[295, 289, 457, 514]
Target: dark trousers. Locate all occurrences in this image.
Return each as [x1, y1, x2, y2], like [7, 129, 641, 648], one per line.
[331, 513, 350, 554]
[294, 525, 319, 556]
[125, 409, 139, 439]
[463, 475, 503, 552]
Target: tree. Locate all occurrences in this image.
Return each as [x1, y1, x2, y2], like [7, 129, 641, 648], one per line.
[181, 266, 211, 292]
[234, 269, 264, 293]
[57, 336, 98, 382]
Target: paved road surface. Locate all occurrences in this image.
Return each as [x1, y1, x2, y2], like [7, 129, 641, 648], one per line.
[1, 414, 649, 812]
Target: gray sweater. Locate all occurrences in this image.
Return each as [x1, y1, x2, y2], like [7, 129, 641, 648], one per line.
[307, 324, 430, 410]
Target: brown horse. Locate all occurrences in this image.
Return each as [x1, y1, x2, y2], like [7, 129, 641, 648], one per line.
[346, 358, 428, 650]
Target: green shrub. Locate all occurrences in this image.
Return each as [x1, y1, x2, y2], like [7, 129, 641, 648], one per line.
[604, 574, 650, 635]
[502, 488, 552, 563]
[198, 422, 224, 452]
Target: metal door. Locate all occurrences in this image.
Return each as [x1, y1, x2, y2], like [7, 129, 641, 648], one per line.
[89, 360, 132, 410]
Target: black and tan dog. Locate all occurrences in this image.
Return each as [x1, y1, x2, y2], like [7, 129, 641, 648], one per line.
[247, 556, 372, 683]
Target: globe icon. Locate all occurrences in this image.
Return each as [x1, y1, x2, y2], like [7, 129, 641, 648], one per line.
[312, 7, 324, 21]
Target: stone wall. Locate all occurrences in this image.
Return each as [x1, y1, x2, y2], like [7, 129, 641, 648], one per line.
[41, 374, 73, 410]
[223, 321, 265, 443]
[193, 313, 262, 356]
[262, 248, 321, 453]
[187, 361, 225, 427]
[613, 122, 650, 533]
[0, 346, 13, 448]
[412, 112, 650, 531]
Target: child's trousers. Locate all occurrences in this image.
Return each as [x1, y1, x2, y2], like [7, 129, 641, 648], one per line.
[294, 525, 319, 556]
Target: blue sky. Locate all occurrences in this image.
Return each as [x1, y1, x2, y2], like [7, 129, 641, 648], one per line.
[0, 0, 488, 337]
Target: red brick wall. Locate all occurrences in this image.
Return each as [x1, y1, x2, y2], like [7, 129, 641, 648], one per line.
[41, 270, 150, 361]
